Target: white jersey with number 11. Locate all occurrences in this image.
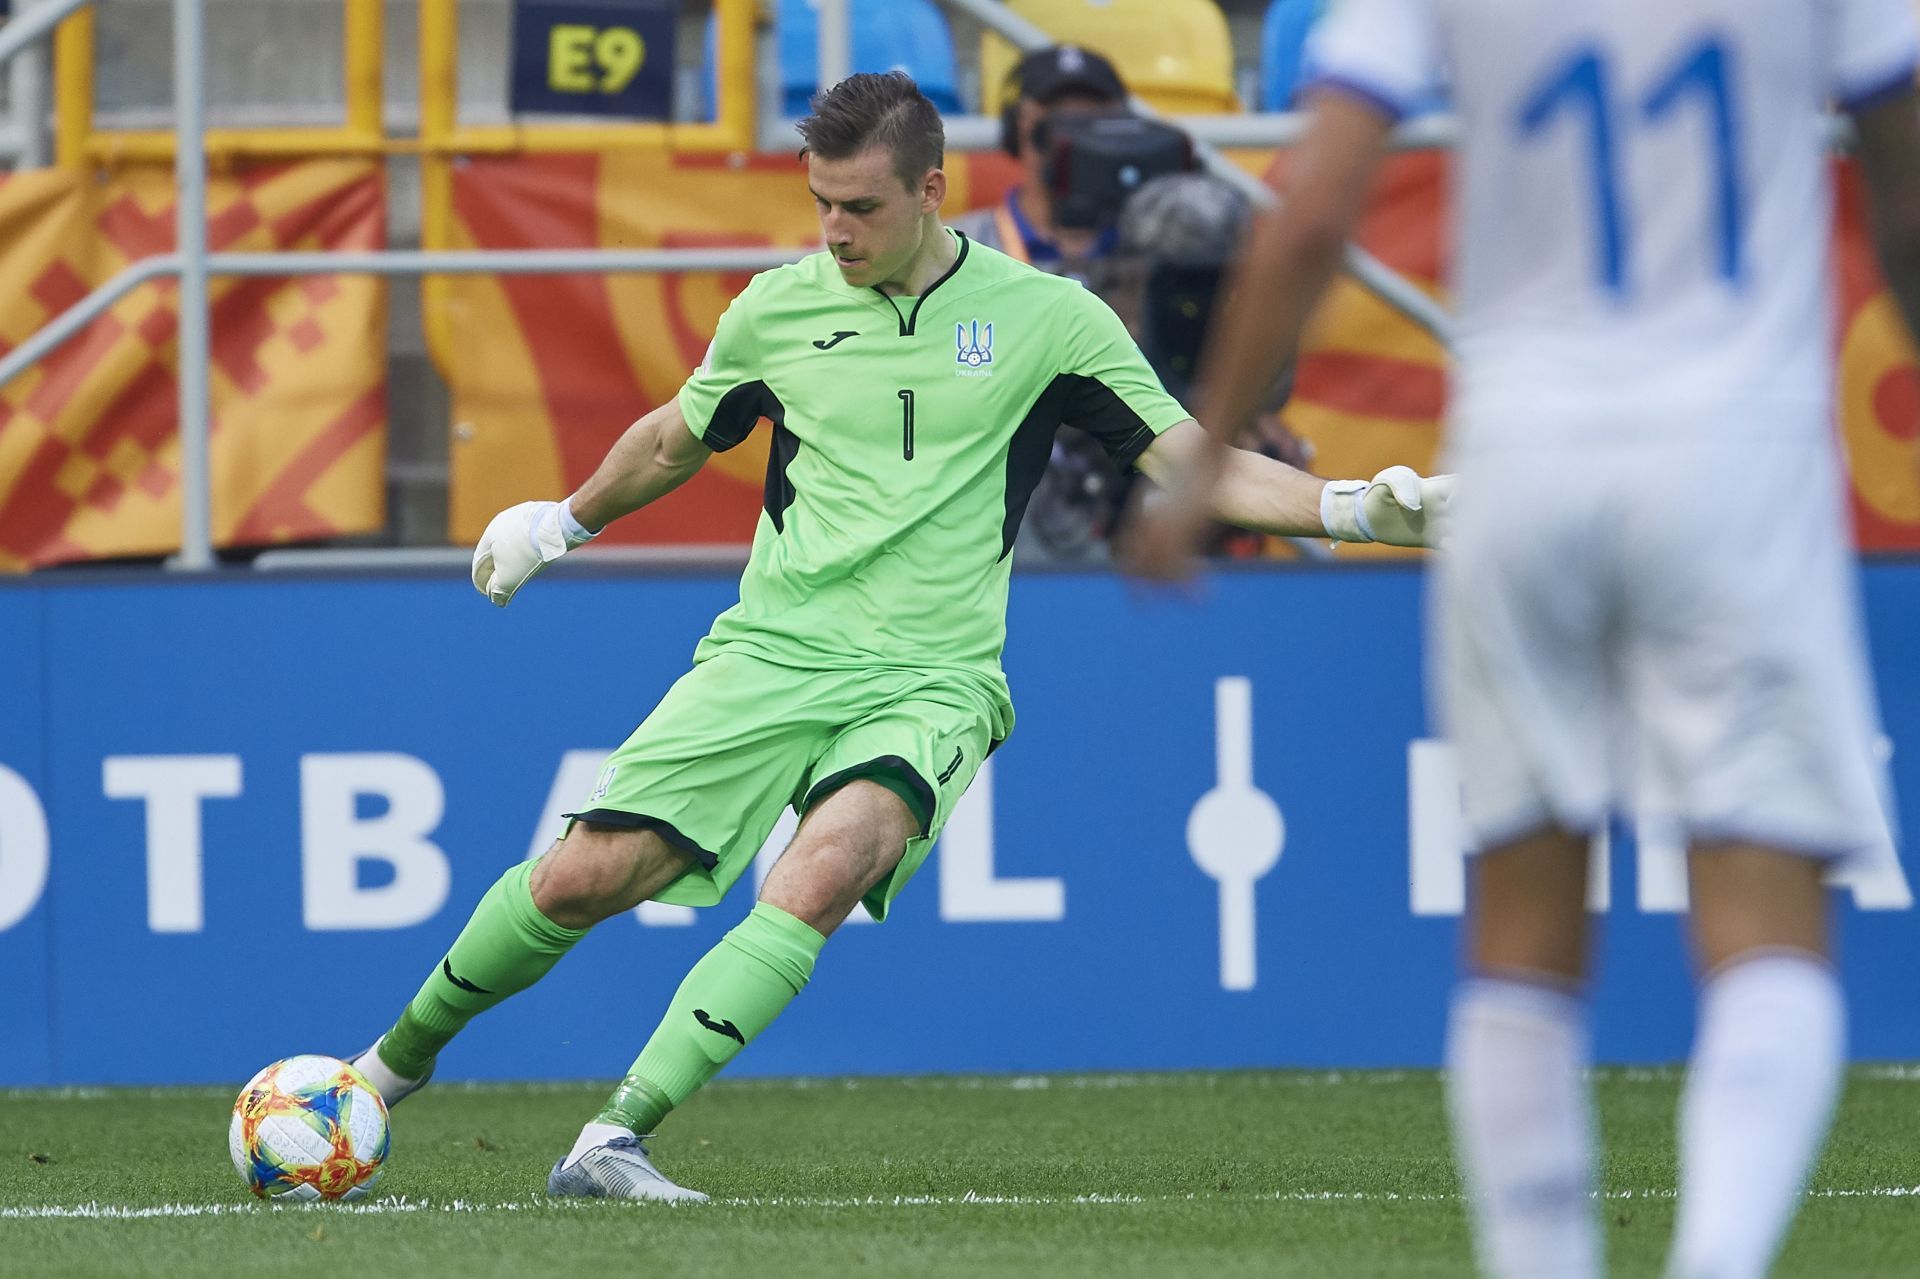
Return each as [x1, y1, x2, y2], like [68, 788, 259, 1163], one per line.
[1308, 0, 1920, 450]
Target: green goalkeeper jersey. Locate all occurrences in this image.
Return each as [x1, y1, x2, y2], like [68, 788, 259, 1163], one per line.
[676, 229, 1190, 736]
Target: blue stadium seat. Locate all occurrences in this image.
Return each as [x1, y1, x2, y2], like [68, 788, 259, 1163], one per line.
[1261, 0, 1447, 116]
[702, 0, 963, 120]
[1260, 0, 1325, 111]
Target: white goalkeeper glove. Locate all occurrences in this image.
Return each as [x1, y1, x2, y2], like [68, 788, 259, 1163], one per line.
[1320, 466, 1454, 549]
[470, 499, 598, 607]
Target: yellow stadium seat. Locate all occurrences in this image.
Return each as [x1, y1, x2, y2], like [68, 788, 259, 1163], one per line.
[981, 0, 1242, 115]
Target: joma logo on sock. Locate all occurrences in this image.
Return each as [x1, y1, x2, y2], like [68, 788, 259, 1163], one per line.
[442, 958, 494, 995]
[693, 1009, 745, 1045]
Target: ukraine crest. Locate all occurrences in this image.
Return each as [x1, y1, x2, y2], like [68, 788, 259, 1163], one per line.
[955, 319, 994, 371]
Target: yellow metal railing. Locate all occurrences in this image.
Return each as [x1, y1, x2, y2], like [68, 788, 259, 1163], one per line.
[53, 0, 760, 166]
[57, 0, 386, 164]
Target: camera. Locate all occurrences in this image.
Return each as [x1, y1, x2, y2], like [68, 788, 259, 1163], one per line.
[1035, 113, 1195, 231]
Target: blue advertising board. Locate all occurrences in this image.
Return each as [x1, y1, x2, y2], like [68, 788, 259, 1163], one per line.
[0, 563, 1914, 1086]
[510, 0, 677, 119]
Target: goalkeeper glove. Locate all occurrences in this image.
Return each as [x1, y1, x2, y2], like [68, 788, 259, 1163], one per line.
[1320, 466, 1454, 548]
[471, 499, 598, 606]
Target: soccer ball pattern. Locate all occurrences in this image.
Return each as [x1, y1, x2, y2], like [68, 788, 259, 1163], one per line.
[228, 1055, 390, 1201]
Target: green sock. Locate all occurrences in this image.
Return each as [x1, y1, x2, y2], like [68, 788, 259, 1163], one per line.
[596, 902, 825, 1132]
[378, 860, 587, 1078]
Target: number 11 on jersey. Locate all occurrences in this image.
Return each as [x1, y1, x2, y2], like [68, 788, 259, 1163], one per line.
[1517, 34, 1744, 295]
[898, 389, 916, 461]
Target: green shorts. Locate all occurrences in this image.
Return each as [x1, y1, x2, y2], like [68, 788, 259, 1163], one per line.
[562, 651, 997, 921]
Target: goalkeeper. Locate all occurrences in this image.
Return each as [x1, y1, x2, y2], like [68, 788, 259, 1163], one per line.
[349, 71, 1449, 1202]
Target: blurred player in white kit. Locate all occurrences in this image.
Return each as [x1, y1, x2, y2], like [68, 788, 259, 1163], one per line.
[1127, 1, 1920, 1275]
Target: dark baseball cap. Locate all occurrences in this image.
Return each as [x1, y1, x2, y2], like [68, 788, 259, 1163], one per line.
[1010, 45, 1128, 106]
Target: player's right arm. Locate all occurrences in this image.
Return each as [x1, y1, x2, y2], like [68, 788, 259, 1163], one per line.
[472, 274, 771, 603]
[1853, 84, 1920, 348]
[470, 400, 712, 606]
[568, 398, 713, 532]
[1834, 0, 1920, 479]
[473, 277, 766, 606]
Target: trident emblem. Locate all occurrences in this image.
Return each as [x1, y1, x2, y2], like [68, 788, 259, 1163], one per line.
[955, 319, 994, 368]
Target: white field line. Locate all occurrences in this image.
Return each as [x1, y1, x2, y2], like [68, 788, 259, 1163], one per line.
[8, 1063, 1919, 1102]
[6, 1186, 1920, 1220]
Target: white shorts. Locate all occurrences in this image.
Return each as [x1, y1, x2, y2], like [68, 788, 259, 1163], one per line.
[1433, 434, 1890, 859]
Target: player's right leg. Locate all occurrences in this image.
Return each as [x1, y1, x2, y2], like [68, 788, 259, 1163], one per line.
[1663, 849, 1843, 1279]
[354, 823, 694, 1104]
[1618, 436, 1879, 1279]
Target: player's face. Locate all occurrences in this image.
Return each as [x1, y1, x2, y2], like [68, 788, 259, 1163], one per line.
[809, 146, 940, 290]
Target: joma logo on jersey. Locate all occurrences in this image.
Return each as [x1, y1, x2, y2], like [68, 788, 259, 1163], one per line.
[590, 765, 617, 803]
[955, 320, 994, 375]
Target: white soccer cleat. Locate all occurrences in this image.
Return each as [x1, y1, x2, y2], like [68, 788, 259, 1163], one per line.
[349, 1036, 434, 1108]
[546, 1133, 709, 1203]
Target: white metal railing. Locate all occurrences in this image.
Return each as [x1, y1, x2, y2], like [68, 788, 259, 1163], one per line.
[0, 0, 84, 166]
[5, 0, 1461, 573]
[0, 245, 808, 571]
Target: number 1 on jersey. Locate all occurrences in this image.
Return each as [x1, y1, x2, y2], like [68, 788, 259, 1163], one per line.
[898, 389, 915, 461]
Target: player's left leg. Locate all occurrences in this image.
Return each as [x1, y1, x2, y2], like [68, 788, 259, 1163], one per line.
[1448, 828, 1603, 1279]
[549, 779, 916, 1200]
[610, 777, 918, 1117]
[555, 685, 991, 1199]
[1665, 846, 1840, 1279]
[1435, 445, 1612, 1279]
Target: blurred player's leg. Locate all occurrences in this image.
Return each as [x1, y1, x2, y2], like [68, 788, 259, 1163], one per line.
[361, 825, 694, 1098]
[1447, 829, 1601, 1279]
[550, 780, 916, 1197]
[1666, 847, 1842, 1279]
[1615, 437, 1875, 1278]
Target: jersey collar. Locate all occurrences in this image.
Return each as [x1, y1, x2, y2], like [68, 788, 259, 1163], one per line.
[868, 229, 971, 337]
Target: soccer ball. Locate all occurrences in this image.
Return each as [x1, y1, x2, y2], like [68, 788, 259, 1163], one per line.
[228, 1055, 390, 1201]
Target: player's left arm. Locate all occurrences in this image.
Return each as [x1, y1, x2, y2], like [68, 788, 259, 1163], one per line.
[1121, 93, 1412, 579]
[1134, 418, 1449, 546]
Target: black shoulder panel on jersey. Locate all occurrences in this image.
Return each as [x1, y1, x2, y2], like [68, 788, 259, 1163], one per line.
[763, 421, 803, 533]
[1000, 375, 1073, 560]
[999, 373, 1155, 559]
[1060, 373, 1155, 469]
[701, 380, 785, 452]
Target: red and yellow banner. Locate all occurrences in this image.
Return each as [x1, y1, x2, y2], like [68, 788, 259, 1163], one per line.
[435, 147, 1920, 553]
[0, 158, 387, 571]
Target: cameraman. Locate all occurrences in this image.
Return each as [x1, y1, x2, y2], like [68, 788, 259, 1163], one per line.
[949, 45, 1131, 283]
[954, 51, 1308, 560]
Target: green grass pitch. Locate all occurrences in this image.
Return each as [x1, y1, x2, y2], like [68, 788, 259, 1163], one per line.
[6, 1067, 1918, 1278]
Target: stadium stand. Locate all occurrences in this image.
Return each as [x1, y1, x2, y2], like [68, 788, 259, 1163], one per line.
[979, 0, 1242, 115]
[1259, 0, 1322, 110]
[704, 0, 963, 118]
[1254, 0, 1448, 117]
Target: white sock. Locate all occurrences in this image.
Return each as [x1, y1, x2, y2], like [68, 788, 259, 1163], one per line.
[355, 1036, 417, 1098]
[1667, 953, 1845, 1279]
[1447, 977, 1600, 1279]
[564, 1121, 636, 1168]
